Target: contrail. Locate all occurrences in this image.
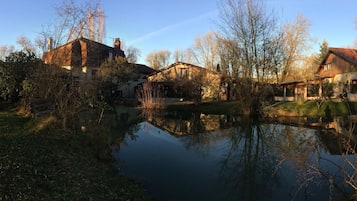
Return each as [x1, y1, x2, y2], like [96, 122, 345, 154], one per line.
[128, 10, 218, 45]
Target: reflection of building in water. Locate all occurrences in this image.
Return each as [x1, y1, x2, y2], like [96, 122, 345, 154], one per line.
[318, 115, 357, 155]
[269, 115, 357, 155]
[326, 115, 357, 134]
[145, 113, 240, 136]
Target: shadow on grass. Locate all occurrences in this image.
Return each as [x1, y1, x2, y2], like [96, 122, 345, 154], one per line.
[0, 102, 151, 201]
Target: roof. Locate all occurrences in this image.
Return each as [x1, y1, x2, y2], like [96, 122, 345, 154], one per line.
[150, 61, 222, 76]
[42, 37, 125, 67]
[57, 37, 113, 51]
[322, 47, 357, 66]
[133, 64, 157, 75]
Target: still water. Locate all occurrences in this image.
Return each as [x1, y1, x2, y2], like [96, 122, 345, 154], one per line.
[111, 111, 356, 201]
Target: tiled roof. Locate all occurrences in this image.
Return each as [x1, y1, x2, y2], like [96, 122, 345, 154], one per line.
[42, 37, 125, 67]
[328, 48, 357, 65]
[151, 61, 221, 76]
[134, 64, 157, 75]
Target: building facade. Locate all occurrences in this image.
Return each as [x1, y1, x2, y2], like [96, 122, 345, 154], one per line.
[275, 48, 357, 102]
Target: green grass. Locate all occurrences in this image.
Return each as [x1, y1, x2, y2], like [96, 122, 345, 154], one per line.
[270, 101, 357, 117]
[0, 102, 150, 201]
[166, 99, 357, 117]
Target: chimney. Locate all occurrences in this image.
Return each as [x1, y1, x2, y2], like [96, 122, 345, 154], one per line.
[113, 38, 125, 57]
[114, 38, 121, 49]
[47, 37, 53, 52]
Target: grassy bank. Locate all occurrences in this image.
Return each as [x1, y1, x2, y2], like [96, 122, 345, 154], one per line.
[165, 99, 357, 118]
[0, 103, 150, 200]
[264, 101, 357, 117]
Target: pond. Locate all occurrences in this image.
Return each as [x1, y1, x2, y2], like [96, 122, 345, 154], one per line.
[110, 109, 356, 201]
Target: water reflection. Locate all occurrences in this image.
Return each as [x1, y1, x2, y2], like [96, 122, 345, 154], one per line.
[111, 109, 356, 201]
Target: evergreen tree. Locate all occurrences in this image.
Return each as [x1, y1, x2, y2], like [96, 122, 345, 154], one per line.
[316, 39, 329, 65]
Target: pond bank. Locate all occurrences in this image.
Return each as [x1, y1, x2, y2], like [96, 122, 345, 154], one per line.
[264, 101, 357, 118]
[0, 104, 151, 200]
[164, 100, 357, 118]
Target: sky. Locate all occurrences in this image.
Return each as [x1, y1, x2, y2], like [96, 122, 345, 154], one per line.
[1, 0, 356, 65]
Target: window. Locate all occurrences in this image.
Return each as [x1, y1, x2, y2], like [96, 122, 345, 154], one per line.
[351, 80, 357, 93]
[307, 84, 319, 97]
[324, 63, 331, 71]
[286, 87, 295, 97]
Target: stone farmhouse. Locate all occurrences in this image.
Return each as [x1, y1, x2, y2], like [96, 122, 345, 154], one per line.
[42, 37, 155, 98]
[147, 62, 222, 100]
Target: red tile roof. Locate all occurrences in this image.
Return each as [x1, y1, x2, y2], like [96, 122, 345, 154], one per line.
[328, 48, 357, 66]
[42, 37, 125, 68]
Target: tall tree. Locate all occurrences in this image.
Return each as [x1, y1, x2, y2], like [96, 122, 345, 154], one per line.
[146, 50, 172, 70]
[16, 35, 36, 54]
[280, 14, 312, 82]
[192, 31, 219, 70]
[173, 48, 195, 64]
[218, 0, 280, 82]
[301, 54, 319, 80]
[354, 16, 357, 48]
[315, 39, 329, 66]
[0, 51, 40, 102]
[38, 0, 105, 49]
[217, 36, 241, 76]
[125, 46, 141, 64]
[99, 57, 139, 86]
[0, 45, 14, 61]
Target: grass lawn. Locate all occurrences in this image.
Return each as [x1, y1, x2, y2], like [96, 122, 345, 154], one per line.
[0, 103, 150, 200]
[267, 101, 357, 117]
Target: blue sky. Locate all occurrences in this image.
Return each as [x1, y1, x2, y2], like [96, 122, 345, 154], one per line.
[1, 0, 356, 64]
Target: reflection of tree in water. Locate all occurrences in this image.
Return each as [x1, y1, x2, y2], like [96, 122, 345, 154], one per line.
[79, 106, 141, 153]
[270, 125, 323, 200]
[218, 120, 279, 201]
[217, 121, 355, 201]
[271, 114, 357, 199]
[323, 115, 357, 199]
[107, 111, 141, 152]
[272, 123, 356, 200]
[139, 110, 356, 200]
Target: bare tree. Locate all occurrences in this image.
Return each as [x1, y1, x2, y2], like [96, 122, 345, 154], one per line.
[218, 0, 280, 83]
[173, 48, 196, 64]
[354, 16, 357, 48]
[192, 31, 220, 71]
[16, 35, 36, 54]
[217, 36, 241, 77]
[0, 45, 14, 61]
[39, 0, 105, 49]
[280, 14, 313, 82]
[217, 0, 282, 114]
[125, 46, 141, 63]
[146, 50, 172, 70]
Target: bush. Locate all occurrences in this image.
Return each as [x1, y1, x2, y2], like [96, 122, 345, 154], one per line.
[0, 51, 40, 102]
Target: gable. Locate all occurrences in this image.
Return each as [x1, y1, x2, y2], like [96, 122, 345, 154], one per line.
[330, 48, 357, 65]
[42, 42, 74, 67]
[316, 48, 357, 78]
[148, 62, 221, 82]
[42, 37, 116, 68]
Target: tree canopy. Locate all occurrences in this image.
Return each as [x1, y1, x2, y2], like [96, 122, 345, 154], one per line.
[0, 51, 40, 102]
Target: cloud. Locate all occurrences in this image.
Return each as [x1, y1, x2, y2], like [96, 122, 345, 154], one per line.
[128, 10, 218, 45]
